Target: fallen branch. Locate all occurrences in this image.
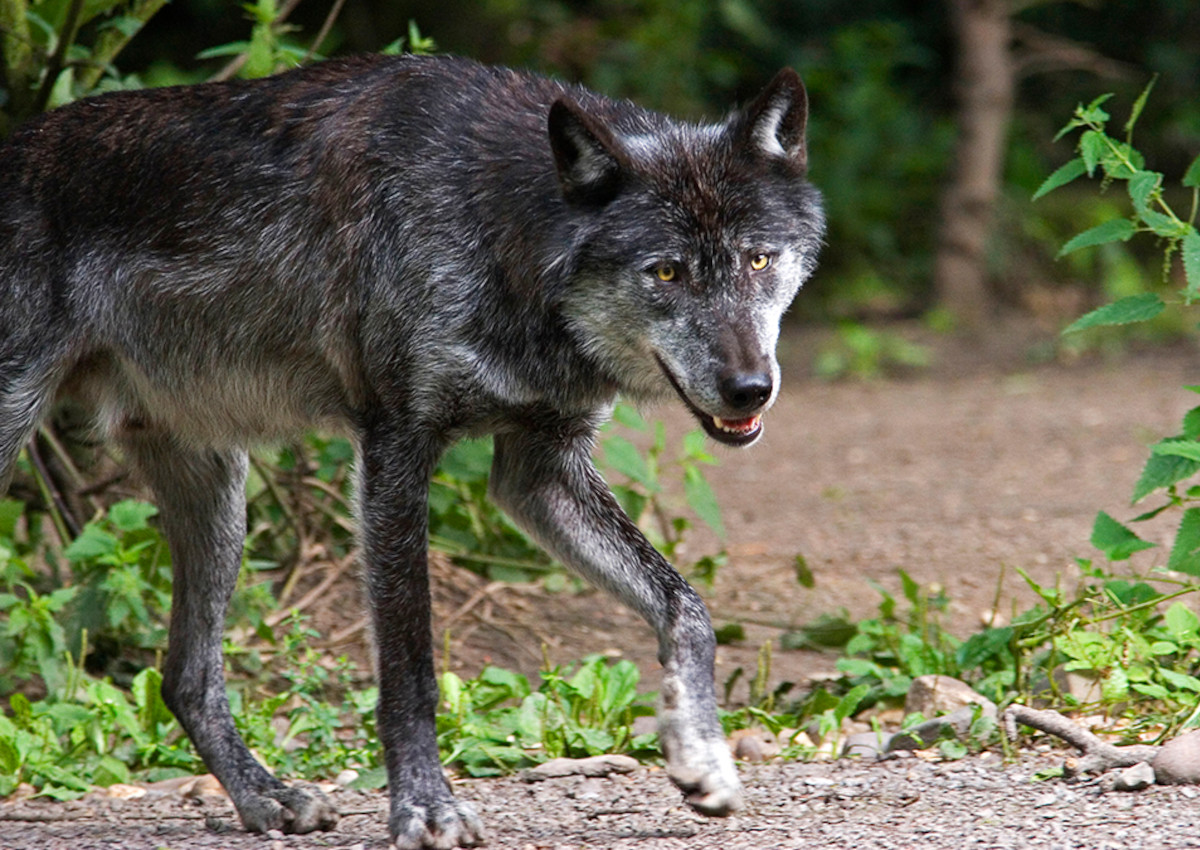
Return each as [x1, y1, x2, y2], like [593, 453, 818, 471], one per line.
[1002, 705, 1159, 776]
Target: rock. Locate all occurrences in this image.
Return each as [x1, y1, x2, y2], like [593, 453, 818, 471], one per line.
[843, 731, 893, 759]
[335, 768, 359, 787]
[521, 754, 639, 782]
[1152, 730, 1200, 785]
[730, 728, 781, 762]
[186, 774, 228, 798]
[101, 783, 146, 800]
[905, 675, 997, 719]
[1112, 762, 1155, 792]
[887, 705, 987, 752]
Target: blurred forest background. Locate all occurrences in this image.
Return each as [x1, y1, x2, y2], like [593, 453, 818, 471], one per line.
[5, 0, 1198, 341]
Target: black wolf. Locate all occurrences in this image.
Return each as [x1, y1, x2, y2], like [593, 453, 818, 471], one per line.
[0, 54, 823, 848]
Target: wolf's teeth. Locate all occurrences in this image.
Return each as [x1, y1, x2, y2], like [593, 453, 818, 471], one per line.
[713, 415, 761, 434]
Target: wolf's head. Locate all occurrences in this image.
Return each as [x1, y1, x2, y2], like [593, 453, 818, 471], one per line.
[550, 69, 824, 447]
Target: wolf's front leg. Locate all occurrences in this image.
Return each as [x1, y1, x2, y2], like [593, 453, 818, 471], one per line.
[490, 421, 742, 816]
[360, 427, 485, 850]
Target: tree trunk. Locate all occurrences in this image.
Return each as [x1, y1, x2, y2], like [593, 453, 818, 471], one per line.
[934, 0, 1015, 330]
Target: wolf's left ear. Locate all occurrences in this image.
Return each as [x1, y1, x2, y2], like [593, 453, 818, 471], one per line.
[548, 98, 626, 205]
[738, 68, 809, 172]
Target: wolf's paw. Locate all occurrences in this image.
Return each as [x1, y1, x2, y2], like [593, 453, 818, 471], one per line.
[390, 798, 485, 849]
[238, 783, 339, 834]
[661, 732, 743, 817]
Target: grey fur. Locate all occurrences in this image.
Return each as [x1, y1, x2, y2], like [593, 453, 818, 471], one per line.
[0, 54, 824, 848]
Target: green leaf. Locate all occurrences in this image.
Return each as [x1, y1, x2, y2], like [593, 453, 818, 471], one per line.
[610, 402, 648, 432]
[1062, 293, 1164, 334]
[108, 500, 157, 533]
[1033, 158, 1087, 201]
[601, 436, 655, 489]
[1153, 438, 1200, 462]
[1079, 93, 1113, 124]
[1168, 508, 1200, 576]
[63, 525, 119, 562]
[1127, 170, 1161, 215]
[1132, 446, 1200, 503]
[793, 553, 815, 588]
[1165, 602, 1200, 640]
[1079, 130, 1107, 175]
[1183, 153, 1200, 188]
[955, 627, 1014, 672]
[1140, 208, 1186, 238]
[1057, 218, 1137, 258]
[1091, 512, 1156, 561]
[834, 684, 871, 725]
[1183, 229, 1200, 302]
[1124, 76, 1157, 136]
[684, 465, 724, 537]
[348, 765, 388, 790]
[1184, 407, 1200, 441]
[1160, 669, 1200, 694]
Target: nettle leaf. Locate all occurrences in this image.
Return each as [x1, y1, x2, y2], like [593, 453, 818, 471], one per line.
[1153, 438, 1200, 463]
[1100, 141, 1142, 179]
[1079, 130, 1107, 176]
[1079, 93, 1113, 125]
[1057, 218, 1136, 259]
[1124, 76, 1157, 136]
[1140, 208, 1186, 238]
[1127, 170, 1161, 214]
[1091, 511, 1156, 561]
[1132, 448, 1200, 503]
[1033, 158, 1087, 201]
[1183, 406, 1200, 441]
[1183, 153, 1200, 189]
[1165, 601, 1200, 640]
[1062, 293, 1164, 334]
[1168, 508, 1200, 576]
[684, 465, 724, 537]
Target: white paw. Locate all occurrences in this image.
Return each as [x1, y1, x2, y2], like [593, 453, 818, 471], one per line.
[657, 678, 743, 817]
[390, 799, 485, 849]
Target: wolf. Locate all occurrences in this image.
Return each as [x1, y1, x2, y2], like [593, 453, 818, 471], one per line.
[0, 54, 823, 847]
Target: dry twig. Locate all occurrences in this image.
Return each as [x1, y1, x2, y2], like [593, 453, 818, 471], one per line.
[1002, 705, 1159, 776]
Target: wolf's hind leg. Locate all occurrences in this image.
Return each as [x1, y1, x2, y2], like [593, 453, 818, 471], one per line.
[120, 430, 337, 835]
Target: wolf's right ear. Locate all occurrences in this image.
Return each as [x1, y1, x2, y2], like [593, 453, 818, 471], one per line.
[737, 68, 809, 173]
[548, 99, 625, 205]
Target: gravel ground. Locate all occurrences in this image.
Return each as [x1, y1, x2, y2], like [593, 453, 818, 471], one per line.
[4, 754, 1200, 849]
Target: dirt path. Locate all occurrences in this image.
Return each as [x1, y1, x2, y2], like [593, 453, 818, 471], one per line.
[5, 331, 1200, 849]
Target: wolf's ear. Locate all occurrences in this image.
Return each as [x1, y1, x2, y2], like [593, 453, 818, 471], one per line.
[548, 98, 625, 205]
[738, 68, 809, 172]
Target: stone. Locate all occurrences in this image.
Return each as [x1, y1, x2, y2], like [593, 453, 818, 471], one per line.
[887, 705, 983, 752]
[521, 754, 639, 782]
[1152, 730, 1200, 785]
[842, 731, 893, 759]
[730, 728, 781, 762]
[905, 675, 997, 719]
[1112, 761, 1155, 792]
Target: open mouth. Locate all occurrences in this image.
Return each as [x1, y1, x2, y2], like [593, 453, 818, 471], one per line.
[656, 358, 765, 447]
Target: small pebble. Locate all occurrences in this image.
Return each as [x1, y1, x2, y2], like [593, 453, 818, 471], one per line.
[1112, 762, 1154, 792]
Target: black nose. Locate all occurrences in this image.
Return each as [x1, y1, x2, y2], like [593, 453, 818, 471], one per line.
[719, 372, 773, 412]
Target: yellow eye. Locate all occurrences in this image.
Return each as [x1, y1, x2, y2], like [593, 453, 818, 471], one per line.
[750, 253, 772, 271]
[655, 264, 677, 282]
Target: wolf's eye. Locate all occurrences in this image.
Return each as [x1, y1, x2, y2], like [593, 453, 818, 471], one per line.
[749, 253, 772, 271]
[653, 263, 678, 283]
